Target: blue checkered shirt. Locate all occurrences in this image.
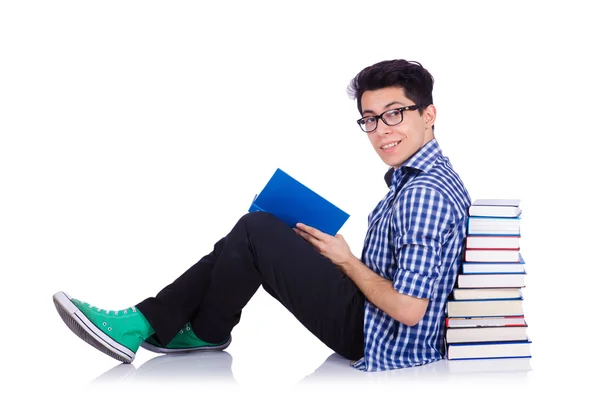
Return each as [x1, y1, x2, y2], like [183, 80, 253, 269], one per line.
[352, 138, 471, 372]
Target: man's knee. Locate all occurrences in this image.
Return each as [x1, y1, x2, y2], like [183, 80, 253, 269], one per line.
[237, 212, 299, 251]
[240, 211, 287, 231]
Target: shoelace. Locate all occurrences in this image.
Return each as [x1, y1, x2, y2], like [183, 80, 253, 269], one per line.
[73, 299, 136, 315]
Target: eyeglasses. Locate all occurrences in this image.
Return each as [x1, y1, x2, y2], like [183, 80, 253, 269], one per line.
[356, 105, 421, 133]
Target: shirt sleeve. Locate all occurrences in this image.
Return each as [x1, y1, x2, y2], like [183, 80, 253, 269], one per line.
[391, 186, 455, 299]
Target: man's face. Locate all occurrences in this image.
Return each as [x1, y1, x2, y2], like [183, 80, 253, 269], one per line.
[360, 87, 435, 169]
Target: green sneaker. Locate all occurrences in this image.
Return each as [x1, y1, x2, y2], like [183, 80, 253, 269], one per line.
[141, 323, 231, 354]
[53, 291, 154, 363]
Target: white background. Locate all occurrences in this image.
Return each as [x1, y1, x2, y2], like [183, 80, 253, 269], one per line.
[1, 1, 598, 396]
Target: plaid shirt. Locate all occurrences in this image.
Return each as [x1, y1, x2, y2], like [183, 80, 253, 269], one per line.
[352, 138, 471, 372]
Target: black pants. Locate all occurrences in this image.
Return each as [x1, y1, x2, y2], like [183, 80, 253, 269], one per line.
[136, 211, 365, 361]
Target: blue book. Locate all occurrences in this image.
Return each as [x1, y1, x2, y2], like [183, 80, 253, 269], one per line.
[248, 168, 350, 236]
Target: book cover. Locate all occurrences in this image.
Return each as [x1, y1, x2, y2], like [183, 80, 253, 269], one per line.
[469, 199, 522, 218]
[464, 249, 521, 263]
[457, 273, 526, 288]
[461, 254, 526, 274]
[445, 357, 532, 373]
[248, 168, 350, 236]
[451, 288, 523, 300]
[465, 235, 520, 249]
[446, 339, 532, 360]
[446, 316, 526, 328]
[467, 216, 521, 236]
[461, 263, 526, 274]
[471, 199, 521, 206]
[445, 324, 528, 343]
[469, 206, 523, 218]
[446, 298, 524, 317]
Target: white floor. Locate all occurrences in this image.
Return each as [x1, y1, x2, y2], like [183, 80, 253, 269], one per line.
[32, 285, 589, 397]
[88, 350, 534, 387]
[10, 277, 598, 397]
[80, 349, 545, 397]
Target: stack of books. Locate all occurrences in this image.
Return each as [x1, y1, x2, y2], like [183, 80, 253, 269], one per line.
[445, 199, 532, 361]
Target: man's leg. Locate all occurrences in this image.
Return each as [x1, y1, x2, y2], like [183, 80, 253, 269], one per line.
[53, 231, 233, 363]
[54, 211, 364, 362]
[192, 211, 365, 360]
[135, 235, 228, 346]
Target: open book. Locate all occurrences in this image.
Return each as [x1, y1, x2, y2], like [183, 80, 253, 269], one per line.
[248, 168, 350, 236]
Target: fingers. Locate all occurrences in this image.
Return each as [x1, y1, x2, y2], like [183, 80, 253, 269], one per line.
[294, 227, 323, 251]
[294, 227, 313, 242]
[296, 222, 328, 240]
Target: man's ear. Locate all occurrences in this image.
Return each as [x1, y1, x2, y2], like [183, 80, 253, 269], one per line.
[423, 104, 436, 128]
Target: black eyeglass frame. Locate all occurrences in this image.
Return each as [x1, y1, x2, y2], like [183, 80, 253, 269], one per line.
[356, 104, 421, 133]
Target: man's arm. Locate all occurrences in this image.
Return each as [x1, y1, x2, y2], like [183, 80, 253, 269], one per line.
[294, 183, 455, 327]
[388, 186, 456, 323]
[294, 222, 428, 326]
[339, 255, 429, 327]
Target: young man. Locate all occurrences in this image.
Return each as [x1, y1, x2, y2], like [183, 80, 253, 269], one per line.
[53, 59, 471, 372]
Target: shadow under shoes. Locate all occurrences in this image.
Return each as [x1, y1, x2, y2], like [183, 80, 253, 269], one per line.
[142, 323, 231, 354]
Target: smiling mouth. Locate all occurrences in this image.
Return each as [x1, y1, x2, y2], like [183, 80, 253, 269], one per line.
[380, 140, 401, 150]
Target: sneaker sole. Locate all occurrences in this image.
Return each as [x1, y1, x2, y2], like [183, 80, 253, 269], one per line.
[140, 335, 232, 354]
[53, 291, 136, 363]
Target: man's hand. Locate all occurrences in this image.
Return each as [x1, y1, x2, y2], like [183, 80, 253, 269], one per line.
[293, 222, 355, 269]
[295, 222, 427, 326]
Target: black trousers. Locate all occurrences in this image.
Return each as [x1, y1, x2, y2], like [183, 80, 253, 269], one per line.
[136, 211, 365, 361]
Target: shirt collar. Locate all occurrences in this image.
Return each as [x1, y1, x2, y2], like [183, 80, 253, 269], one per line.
[384, 138, 443, 188]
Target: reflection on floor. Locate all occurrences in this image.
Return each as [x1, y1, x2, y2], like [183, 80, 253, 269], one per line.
[89, 350, 532, 388]
[90, 351, 236, 385]
[299, 352, 532, 386]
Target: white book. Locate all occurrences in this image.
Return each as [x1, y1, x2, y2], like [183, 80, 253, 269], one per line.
[469, 199, 522, 218]
[446, 340, 532, 360]
[451, 288, 523, 300]
[445, 357, 532, 373]
[464, 249, 521, 262]
[467, 217, 520, 235]
[469, 206, 522, 217]
[462, 262, 525, 273]
[466, 235, 520, 249]
[446, 316, 526, 327]
[447, 299, 524, 317]
[457, 273, 526, 288]
[445, 325, 528, 343]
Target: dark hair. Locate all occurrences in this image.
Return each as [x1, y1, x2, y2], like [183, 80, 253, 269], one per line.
[347, 59, 435, 118]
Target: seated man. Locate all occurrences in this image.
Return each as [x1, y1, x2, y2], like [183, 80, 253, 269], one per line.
[53, 58, 471, 372]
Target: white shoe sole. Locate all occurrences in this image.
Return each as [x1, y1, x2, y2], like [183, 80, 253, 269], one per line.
[53, 291, 136, 363]
[141, 335, 231, 354]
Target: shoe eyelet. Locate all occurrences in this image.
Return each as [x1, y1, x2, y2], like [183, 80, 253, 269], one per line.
[186, 326, 190, 331]
[108, 327, 112, 331]
[103, 322, 107, 326]
[179, 330, 183, 334]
